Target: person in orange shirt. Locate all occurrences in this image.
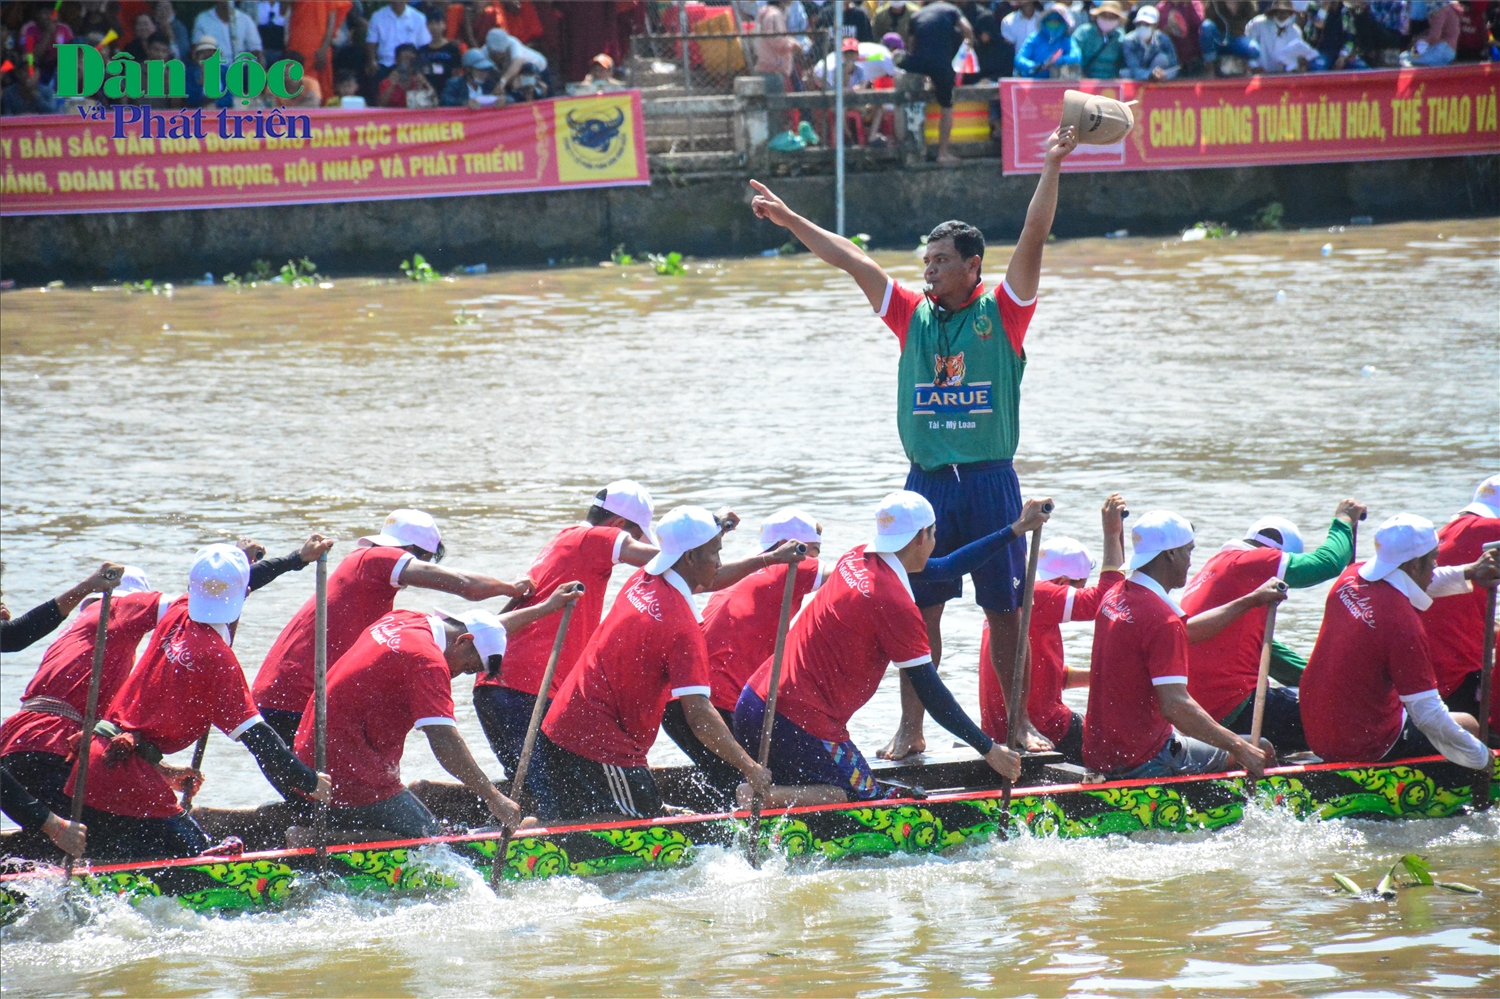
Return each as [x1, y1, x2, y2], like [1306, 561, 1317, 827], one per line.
[286, 0, 351, 104]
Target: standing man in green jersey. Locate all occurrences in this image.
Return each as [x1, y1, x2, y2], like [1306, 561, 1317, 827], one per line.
[749, 125, 1079, 757]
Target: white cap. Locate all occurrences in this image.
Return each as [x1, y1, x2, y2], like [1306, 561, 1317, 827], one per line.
[187, 544, 250, 624]
[451, 608, 507, 661]
[759, 507, 821, 548]
[1358, 513, 1438, 582]
[598, 479, 656, 544]
[360, 509, 442, 553]
[81, 565, 152, 609]
[1128, 510, 1195, 571]
[485, 27, 512, 50]
[1135, 5, 1160, 24]
[869, 490, 936, 554]
[1243, 516, 1304, 554]
[1464, 474, 1500, 519]
[644, 506, 721, 576]
[1036, 537, 1096, 582]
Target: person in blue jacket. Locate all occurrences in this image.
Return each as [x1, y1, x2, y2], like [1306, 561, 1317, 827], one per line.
[1014, 4, 1079, 78]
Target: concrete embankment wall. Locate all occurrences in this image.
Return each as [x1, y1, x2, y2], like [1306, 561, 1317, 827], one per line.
[3, 154, 1496, 284]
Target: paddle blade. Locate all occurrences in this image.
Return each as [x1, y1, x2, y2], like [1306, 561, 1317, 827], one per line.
[1331, 873, 1361, 895]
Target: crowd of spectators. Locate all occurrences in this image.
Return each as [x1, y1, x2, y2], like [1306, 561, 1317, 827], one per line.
[1, 1, 641, 115]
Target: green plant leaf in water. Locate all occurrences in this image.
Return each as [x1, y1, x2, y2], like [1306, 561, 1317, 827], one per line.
[1400, 854, 1434, 886]
[647, 251, 685, 276]
[1331, 873, 1361, 895]
[1435, 882, 1481, 894]
[1375, 862, 1399, 898]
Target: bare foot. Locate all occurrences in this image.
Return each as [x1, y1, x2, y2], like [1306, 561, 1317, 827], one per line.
[935, 153, 961, 166]
[1018, 722, 1055, 754]
[877, 726, 927, 760]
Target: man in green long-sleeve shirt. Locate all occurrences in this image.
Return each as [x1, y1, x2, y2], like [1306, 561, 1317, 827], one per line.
[1179, 499, 1367, 752]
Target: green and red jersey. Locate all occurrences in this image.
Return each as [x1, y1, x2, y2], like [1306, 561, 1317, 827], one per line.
[877, 278, 1036, 471]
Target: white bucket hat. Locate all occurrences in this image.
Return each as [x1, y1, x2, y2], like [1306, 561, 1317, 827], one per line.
[1358, 513, 1438, 582]
[187, 544, 250, 624]
[1037, 537, 1096, 582]
[360, 509, 442, 553]
[1128, 510, 1194, 571]
[644, 506, 721, 576]
[1244, 515, 1304, 554]
[759, 507, 821, 548]
[869, 491, 936, 554]
[1464, 474, 1500, 519]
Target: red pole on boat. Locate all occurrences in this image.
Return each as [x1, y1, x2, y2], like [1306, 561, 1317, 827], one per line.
[64, 587, 113, 879]
[1000, 502, 1052, 835]
[748, 543, 806, 869]
[1472, 540, 1499, 810]
[313, 553, 330, 875]
[1248, 582, 1288, 749]
[490, 588, 580, 888]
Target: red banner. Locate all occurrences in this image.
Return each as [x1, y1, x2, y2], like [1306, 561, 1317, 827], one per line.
[1001, 64, 1499, 174]
[0, 92, 648, 216]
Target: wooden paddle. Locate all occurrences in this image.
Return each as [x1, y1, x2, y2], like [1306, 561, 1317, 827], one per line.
[180, 733, 209, 811]
[312, 553, 330, 874]
[1349, 510, 1367, 566]
[1248, 581, 1289, 750]
[747, 543, 807, 869]
[999, 502, 1054, 834]
[64, 588, 113, 878]
[1472, 539, 1500, 810]
[489, 588, 581, 888]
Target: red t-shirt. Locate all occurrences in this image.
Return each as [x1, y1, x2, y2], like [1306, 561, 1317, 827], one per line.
[703, 559, 822, 713]
[1301, 565, 1439, 763]
[980, 572, 1123, 744]
[293, 609, 456, 807]
[878, 279, 1036, 358]
[68, 597, 261, 818]
[542, 570, 711, 768]
[1082, 579, 1189, 773]
[0, 591, 165, 761]
[748, 546, 931, 744]
[1423, 514, 1500, 697]
[480, 523, 625, 697]
[253, 545, 413, 715]
[1181, 545, 1288, 721]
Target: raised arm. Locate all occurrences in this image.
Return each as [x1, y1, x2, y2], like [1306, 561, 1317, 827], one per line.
[750, 179, 891, 310]
[1003, 126, 1078, 302]
[399, 560, 533, 602]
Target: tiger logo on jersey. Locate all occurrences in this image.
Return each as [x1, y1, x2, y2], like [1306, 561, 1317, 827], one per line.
[933, 352, 965, 387]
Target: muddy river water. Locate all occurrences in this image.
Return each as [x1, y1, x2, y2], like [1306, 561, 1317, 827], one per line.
[1, 218, 1496, 996]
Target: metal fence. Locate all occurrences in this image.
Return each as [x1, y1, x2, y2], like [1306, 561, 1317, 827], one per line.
[629, 29, 839, 97]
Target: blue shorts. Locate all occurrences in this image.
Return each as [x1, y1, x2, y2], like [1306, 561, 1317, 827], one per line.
[1115, 733, 1231, 780]
[473, 684, 541, 780]
[904, 459, 1026, 612]
[732, 688, 881, 802]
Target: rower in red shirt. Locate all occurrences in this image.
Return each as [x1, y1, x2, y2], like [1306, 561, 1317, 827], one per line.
[660, 508, 826, 807]
[1180, 499, 1368, 754]
[1083, 511, 1281, 779]
[0, 568, 163, 833]
[254, 509, 533, 744]
[474, 481, 804, 780]
[534, 507, 775, 821]
[734, 491, 1045, 809]
[979, 494, 1127, 765]
[1301, 513, 1493, 768]
[67, 545, 330, 861]
[1423, 476, 1500, 718]
[292, 587, 579, 839]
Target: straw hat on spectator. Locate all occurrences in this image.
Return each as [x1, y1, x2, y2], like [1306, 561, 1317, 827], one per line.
[1093, 1, 1130, 18]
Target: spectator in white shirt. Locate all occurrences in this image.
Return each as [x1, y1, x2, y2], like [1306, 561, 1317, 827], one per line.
[1001, 1, 1044, 52]
[366, 1, 431, 75]
[191, 1, 263, 63]
[1246, 0, 1323, 71]
[484, 27, 549, 90]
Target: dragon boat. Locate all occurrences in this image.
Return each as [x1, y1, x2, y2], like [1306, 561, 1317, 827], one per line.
[2, 749, 1494, 921]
